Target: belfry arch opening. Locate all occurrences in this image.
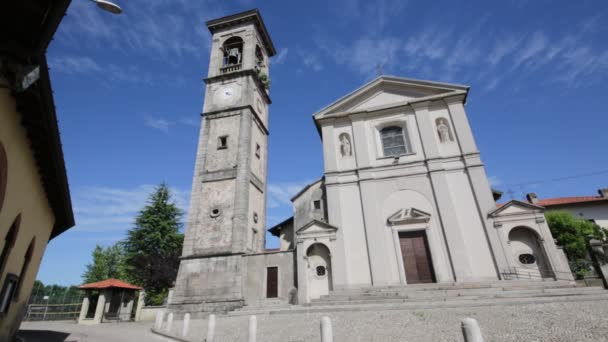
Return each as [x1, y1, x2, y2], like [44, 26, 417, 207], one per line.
[221, 36, 243, 69]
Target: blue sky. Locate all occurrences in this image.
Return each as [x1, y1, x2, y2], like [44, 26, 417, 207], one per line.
[38, 0, 608, 286]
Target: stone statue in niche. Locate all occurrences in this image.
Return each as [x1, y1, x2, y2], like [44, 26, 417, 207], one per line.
[436, 118, 453, 143]
[339, 133, 352, 157]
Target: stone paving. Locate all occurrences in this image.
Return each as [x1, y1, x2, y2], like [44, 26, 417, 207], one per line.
[158, 299, 608, 342]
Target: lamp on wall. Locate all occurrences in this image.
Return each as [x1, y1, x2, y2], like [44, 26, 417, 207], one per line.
[89, 0, 123, 14]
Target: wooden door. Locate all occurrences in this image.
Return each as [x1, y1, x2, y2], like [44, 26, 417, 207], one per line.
[399, 230, 435, 284]
[266, 267, 278, 298]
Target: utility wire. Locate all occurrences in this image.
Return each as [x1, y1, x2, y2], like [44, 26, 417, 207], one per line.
[504, 169, 608, 188]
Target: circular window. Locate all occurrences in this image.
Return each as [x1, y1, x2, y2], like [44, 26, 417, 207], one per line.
[210, 208, 221, 218]
[518, 253, 536, 265]
[316, 266, 326, 277]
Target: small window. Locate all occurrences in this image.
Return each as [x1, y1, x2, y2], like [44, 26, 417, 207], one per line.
[0, 142, 7, 212]
[255, 144, 261, 159]
[0, 215, 20, 277]
[218, 136, 228, 150]
[0, 274, 18, 315]
[313, 200, 321, 210]
[210, 208, 221, 218]
[14, 238, 35, 300]
[316, 266, 326, 277]
[518, 253, 536, 265]
[253, 212, 259, 223]
[380, 126, 410, 157]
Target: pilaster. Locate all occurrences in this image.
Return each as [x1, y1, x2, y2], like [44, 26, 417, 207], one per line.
[428, 166, 473, 281]
[445, 96, 478, 154]
[412, 101, 440, 159]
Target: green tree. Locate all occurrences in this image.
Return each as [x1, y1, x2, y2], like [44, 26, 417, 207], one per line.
[82, 244, 126, 284]
[122, 183, 184, 305]
[545, 211, 607, 279]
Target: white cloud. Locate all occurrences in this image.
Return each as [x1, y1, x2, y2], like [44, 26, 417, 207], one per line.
[144, 117, 172, 133]
[49, 56, 102, 74]
[72, 184, 190, 233]
[272, 48, 289, 65]
[267, 180, 314, 209]
[179, 117, 200, 127]
[488, 34, 523, 66]
[488, 176, 503, 188]
[56, 0, 224, 63]
[511, 31, 547, 70]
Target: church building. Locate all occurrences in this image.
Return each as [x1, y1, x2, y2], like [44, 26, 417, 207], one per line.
[170, 9, 573, 315]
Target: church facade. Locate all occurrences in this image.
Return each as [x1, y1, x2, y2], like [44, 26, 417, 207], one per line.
[170, 10, 573, 315]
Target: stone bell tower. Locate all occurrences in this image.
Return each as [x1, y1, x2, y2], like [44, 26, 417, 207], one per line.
[171, 9, 275, 314]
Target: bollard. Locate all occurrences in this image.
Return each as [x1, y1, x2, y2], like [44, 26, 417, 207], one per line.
[154, 311, 165, 331]
[248, 315, 257, 342]
[183, 313, 191, 337]
[461, 317, 484, 342]
[320, 316, 333, 342]
[206, 314, 216, 342]
[166, 312, 174, 333]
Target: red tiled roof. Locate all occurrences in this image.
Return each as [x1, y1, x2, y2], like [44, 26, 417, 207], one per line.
[537, 196, 608, 207]
[79, 278, 142, 290]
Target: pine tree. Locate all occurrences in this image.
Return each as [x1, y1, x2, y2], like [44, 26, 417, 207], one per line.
[122, 183, 184, 305]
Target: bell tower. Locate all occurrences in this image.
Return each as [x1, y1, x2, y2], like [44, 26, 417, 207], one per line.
[171, 9, 275, 314]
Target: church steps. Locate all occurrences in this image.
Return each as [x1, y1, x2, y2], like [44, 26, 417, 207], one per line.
[308, 288, 607, 305]
[225, 291, 608, 317]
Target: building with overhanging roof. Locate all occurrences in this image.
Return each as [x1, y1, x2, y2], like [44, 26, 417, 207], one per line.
[0, 0, 75, 339]
[78, 278, 143, 324]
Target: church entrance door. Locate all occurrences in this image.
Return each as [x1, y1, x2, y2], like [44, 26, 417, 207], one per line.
[399, 230, 435, 284]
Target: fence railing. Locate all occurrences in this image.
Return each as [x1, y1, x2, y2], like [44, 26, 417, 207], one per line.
[24, 303, 82, 321]
[501, 267, 576, 282]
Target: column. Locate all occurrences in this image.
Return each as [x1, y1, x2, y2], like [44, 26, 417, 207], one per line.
[93, 290, 107, 324]
[77, 295, 90, 323]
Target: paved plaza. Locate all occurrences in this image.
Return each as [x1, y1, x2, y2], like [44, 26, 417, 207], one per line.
[18, 321, 169, 342]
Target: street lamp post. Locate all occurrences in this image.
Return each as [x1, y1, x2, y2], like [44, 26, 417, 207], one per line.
[89, 0, 123, 14]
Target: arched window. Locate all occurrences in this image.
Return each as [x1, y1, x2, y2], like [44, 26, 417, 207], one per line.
[0, 141, 7, 212]
[0, 214, 21, 277]
[13, 238, 35, 300]
[255, 45, 264, 67]
[380, 126, 410, 156]
[221, 37, 243, 67]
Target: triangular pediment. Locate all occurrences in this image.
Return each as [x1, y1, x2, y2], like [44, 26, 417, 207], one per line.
[296, 219, 338, 236]
[387, 208, 431, 225]
[489, 200, 544, 217]
[313, 76, 469, 120]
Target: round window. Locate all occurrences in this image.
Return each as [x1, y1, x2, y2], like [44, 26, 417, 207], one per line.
[210, 208, 221, 218]
[316, 266, 326, 277]
[518, 253, 536, 265]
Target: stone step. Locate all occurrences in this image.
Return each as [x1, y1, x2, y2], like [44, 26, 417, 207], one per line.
[225, 293, 608, 317]
[316, 285, 602, 301]
[308, 289, 607, 306]
[328, 280, 576, 295]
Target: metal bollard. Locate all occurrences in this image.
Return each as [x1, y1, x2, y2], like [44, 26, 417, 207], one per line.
[320, 316, 333, 342]
[248, 315, 257, 342]
[166, 312, 174, 333]
[183, 313, 191, 337]
[461, 317, 484, 342]
[206, 314, 216, 342]
[154, 311, 165, 330]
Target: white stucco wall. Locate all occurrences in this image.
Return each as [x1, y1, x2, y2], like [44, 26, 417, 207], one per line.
[545, 203, 608, 229]
[0, 83, 56, 340]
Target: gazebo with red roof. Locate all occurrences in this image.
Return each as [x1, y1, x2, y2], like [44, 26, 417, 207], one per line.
[77, 278, 143, 324]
